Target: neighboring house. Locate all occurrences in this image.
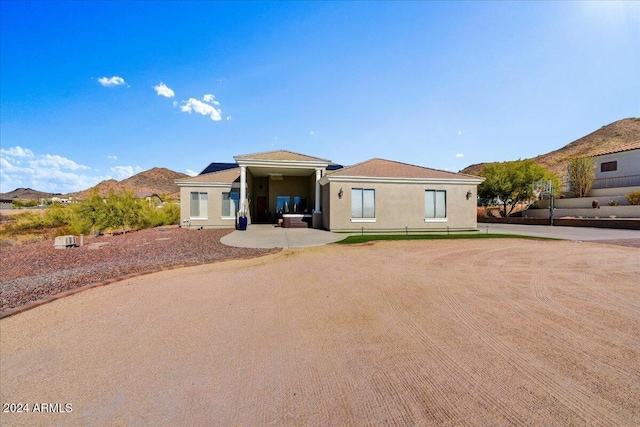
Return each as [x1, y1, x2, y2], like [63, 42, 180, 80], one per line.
[592, 147, 640, 189]
[176, 150, 484, 231]
[135, 191, 164, 207]
[0, 198, 13, 210]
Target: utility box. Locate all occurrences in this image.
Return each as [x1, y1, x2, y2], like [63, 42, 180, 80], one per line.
[54, 235, 77, 249]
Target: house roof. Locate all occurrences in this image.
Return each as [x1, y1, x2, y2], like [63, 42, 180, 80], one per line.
[175, 167, 240, 184]
[326, 158, 481, 180]
[234, 150, 331, 163]
[591, 145, 640, 157]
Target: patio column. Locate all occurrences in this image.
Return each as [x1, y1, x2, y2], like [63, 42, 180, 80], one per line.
[240, 166, 247, 215]
[314, 168, 322, 213]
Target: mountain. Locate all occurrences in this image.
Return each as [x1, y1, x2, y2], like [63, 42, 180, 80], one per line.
[72, 167, 188, 200]
[461, 118, 640, 177]
[0, 188, 61, 200]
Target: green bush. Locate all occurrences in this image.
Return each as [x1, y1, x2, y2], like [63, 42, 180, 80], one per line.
[626, 191, 640, 205]
[5, 190, 180, 239]
[12, 200, 38, 208]
[13, 212, 44, 230]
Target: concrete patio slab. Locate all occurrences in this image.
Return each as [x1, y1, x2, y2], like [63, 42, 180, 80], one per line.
[221, 224, 344, 248]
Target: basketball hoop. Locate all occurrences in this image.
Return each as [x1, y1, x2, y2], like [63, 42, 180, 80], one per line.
[532, 180, 552, 199]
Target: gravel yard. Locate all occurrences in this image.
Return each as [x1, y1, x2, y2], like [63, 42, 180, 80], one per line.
[0, 226, 277, 313]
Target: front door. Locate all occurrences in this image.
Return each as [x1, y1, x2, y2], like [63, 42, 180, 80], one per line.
[256, 196, 268, 222]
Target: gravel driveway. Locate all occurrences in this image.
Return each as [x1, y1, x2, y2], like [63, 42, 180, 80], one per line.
[0, 226, 277, 313]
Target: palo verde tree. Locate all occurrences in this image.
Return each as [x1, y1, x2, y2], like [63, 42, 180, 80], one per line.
[568, 156, 596, 198]
[478, 159, 556, 217]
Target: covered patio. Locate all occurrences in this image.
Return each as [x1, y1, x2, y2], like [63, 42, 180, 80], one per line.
[235, 151, 331, 228]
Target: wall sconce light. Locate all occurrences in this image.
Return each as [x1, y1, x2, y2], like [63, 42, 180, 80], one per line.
[466, 190, 473, 200]
[338, 188, 343, 199]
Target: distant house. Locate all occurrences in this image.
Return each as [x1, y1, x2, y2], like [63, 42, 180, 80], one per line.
[592, 147, 640, 189]
[0, 198, 13, 210]
[176, 150, 484, 231]
[51, 197, 73, 204]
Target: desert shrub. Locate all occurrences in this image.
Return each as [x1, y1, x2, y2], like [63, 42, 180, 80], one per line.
[568, 156, 596, 198]
[13, 212, 45, 230]
[12, 200, 38, 208]
[626, 191, 640, 205]
[607, 200, 620, 206]
[43, 204, 73, 227]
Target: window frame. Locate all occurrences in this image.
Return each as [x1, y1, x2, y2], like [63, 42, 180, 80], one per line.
[351, 188, 376, 222]
[425, 189, 447, 222]
[221, 191, 239, 219]
[600, 161, 617, 173]
[189, 191, 208, 220]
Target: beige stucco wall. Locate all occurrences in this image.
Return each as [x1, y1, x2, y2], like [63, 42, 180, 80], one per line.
[321, 183, 331, 230]
[179, 185, 236, 228]
[325, 181, 479, 231]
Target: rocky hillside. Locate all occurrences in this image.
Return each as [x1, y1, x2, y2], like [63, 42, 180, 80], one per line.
[462, 118, 640, 177]
[0, 188, 61, 201]
[72, 167, 188, 200]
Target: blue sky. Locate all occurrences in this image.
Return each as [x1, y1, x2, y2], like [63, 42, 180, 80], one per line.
[1, 1, 639, 193]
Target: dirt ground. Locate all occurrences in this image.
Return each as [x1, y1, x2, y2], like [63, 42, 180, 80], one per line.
[1, 239, 638, 426]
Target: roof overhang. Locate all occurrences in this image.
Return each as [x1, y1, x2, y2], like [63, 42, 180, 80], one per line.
[321, 175, 485, 185]
[235, 158, 330, 178]
[175, 180, 240, 188]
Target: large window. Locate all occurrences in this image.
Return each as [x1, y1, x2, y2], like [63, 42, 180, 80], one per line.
[276, 196, 307, 213]
[190, 192, 208, 219]
[425, 190, 446, 220]
[352, 188, 375, 219]
[276, 196, 291, 213]
[222, 191, 239, 218]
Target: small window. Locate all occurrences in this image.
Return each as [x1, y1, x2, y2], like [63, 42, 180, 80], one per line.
[425, 190, 446, 220]
[190, 192, 208, 219]
[221, 192, 239, 217]
[352, 188, 375, 219]
[601, 161, 617, 172]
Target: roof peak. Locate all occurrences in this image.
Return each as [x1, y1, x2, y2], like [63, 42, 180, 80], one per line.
[234, 149, 331, 163]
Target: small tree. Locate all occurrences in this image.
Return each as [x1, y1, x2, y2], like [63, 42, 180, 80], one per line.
[568, 156, 596, 198]
[478, 159, 556, 217]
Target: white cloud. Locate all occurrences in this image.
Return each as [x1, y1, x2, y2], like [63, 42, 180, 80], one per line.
[107, 155, 117, 160]
[172, 101, 178, 108]
[98, 76, 126, 87]
[457, 130, 462, 135]
[310, 130, 315, 136]
[226, 116, 232, 121]
[109, 165, 143, 180]
[0, 146, 34, 158]
[456, 153, 464, 158]
[202, 94, 219, 105]
[185, 169, 198, 177]
[154, 82, 175, 98]
[0, 146, 104, 193]
[30, 154, 90, 171]
[179, 95, 222, 121]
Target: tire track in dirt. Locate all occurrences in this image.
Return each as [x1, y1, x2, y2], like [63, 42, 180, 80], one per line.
[437, 281, 625, 426]
[570, 267, 640, 313]
[486, 270, 640, 380]
[471, 246, 640, 377]
[378, 274, 531, 426]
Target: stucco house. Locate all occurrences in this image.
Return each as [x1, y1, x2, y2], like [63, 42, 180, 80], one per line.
[176, 150, 484, 231]
[592, 147, 640, 189]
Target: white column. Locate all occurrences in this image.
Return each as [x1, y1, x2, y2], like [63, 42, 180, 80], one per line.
[240, 166, 247, 215]
[314, 168, 322, 213]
